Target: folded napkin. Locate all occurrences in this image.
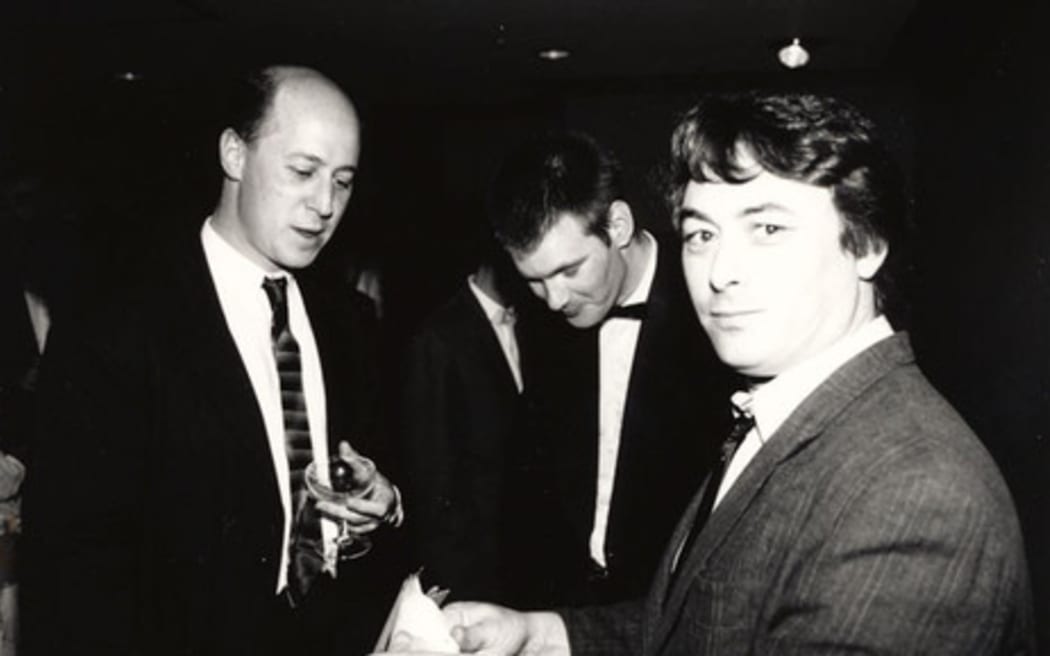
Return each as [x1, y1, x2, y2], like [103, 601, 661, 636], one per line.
[374, 573, 458, 653]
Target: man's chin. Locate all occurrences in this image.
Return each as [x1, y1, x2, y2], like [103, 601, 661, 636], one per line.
[275, 247, 323, 270]
[564, 312, 601, 329]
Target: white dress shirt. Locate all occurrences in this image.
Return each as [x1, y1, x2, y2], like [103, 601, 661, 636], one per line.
[589, 230, 658, 568]
[201, 218, 337, 592]
[22, 289, 50, 354]
[714, 315, 895, 509]
[467, 275, 523, 393]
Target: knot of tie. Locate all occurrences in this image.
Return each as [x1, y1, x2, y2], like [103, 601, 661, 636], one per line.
[262, 277, 290, 339]
[722, 411, 755, 465]
[606, 302, 647, 321]
[723, 391, 755, 463]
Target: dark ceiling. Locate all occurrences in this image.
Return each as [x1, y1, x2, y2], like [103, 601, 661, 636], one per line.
[0, 0, 940, 105]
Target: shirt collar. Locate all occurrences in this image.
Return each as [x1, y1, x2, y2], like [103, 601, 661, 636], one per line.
[746, 315, 895, 445]
[467, 274, 514, 324]
[201, 217, 290, 291]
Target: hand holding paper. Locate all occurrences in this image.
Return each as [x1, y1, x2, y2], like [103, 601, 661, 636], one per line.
[374, 573, 459, 653]
[372, 583, 571, 656]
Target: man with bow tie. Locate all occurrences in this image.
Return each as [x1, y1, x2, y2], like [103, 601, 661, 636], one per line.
[377, 93, 1033, 656]
[485, 131, 732, 607]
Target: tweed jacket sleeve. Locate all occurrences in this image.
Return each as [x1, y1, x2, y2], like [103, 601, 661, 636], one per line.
[561, 599, 645, 656]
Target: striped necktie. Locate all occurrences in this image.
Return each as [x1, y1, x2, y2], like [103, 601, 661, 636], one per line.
[676, 405, 755, 569]
[262, 276, 323, 606]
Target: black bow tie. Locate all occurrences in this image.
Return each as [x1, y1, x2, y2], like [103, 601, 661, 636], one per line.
[606, 302, 647, 320]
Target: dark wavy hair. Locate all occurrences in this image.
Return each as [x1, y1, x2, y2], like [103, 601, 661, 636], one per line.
[668, 91, 911, 315]
[488, 131, 622, 253]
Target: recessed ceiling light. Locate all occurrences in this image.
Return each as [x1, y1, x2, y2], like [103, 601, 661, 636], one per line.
[537, 48, 571, 61]
[116, 71, 143, 82]
[778, 38, 809, 69]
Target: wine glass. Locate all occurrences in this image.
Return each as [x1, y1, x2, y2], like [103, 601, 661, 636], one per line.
[304, 453, 378, 560]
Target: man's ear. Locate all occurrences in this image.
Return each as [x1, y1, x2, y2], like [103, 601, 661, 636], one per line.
[856, 240, 889, 280]
[607, 200, 635, 249]
[219, 128, 246, 181]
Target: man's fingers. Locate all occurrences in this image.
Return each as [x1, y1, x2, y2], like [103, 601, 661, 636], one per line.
[338, 440, 360, 459]
[387, 630, 413, 651]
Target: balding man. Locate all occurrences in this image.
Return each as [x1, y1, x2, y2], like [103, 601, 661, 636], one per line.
[23, 66, 403, 656]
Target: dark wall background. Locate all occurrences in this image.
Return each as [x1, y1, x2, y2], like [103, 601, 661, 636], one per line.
[2, 0, 1047, 644]
[906, 1, 1050, 641]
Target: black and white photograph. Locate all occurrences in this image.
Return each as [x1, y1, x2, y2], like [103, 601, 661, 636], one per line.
[1, 0, 1047, 653]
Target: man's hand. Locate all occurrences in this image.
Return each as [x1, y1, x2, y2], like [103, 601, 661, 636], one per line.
[315, 441, 402, 534]
[370, 602, 570, 656]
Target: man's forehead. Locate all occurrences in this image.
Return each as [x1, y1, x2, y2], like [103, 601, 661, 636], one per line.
[256, 76, 358, 140]
[530, 213, 600, 252]
[512, 214, 602, 275]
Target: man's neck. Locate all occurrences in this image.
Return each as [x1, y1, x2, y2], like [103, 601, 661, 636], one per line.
[617, 230, 654, 305]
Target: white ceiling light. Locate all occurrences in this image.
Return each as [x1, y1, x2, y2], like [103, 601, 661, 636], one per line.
[778, 38, 809, 69]
[537, 48, 570, 61]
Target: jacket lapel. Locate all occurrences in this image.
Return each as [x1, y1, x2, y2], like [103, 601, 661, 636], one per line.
[460, 286, 522, 398]
[167, 240, 282, 514]
[605, 244, 674, 545]
[647, 333, 915, 654]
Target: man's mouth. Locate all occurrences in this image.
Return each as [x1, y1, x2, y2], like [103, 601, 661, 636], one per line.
[292, 226, 325, 239]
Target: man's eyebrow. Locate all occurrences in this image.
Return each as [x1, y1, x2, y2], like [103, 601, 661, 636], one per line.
[525, 255, 587, 281]
[741, 202, 789, 216]
[288, 153, 323, 164]
[288, 152, 357, 174]
[674, 207, 710, 223]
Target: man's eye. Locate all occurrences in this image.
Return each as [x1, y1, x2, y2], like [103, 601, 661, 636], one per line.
[755, 223, 789, 242]
[334, 177, 354, 190]
[563, 265, 581, 278]
[291, 167, 314, 179]
[682, 228, 715, 250]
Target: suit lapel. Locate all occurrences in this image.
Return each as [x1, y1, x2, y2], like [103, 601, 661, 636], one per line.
[459, 286, 522, 398]
[648, 333, 914, 653]
[548, 323, 600, 541]
[607, 239, 698, 555]
[167, 240, 282, 512]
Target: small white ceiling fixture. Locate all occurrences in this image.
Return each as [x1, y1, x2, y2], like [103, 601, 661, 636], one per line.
[537, 48, 571, 61]
[778, 38, 810, 69]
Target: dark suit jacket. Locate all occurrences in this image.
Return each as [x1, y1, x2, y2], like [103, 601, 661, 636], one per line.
[564, 333, 1034, 654]
[517, 235, 733, 606]
[21, 233, 400, 656]
[396, 283, 527, 603]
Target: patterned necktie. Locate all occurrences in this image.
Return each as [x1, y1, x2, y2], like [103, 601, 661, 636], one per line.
[678, 405, 755, 565]
[262, 276, 323, 606]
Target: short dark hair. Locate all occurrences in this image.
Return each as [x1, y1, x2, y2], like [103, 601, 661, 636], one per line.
[488, 131, 623, 253]
[668, 91, 910, 314]
[225, 67, 283, 144]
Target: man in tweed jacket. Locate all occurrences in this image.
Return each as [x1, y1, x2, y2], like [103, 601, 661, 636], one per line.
[377, 92, 1034, 655]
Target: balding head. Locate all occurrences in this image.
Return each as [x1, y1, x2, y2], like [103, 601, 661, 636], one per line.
[212, 65, 361, 272]
[227, 66, 358, 145]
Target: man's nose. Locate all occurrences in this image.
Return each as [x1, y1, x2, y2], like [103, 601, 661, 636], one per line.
[310, 181, 335, 219]
[544, 280, 570, 312]
[708, 237, 744, 292]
